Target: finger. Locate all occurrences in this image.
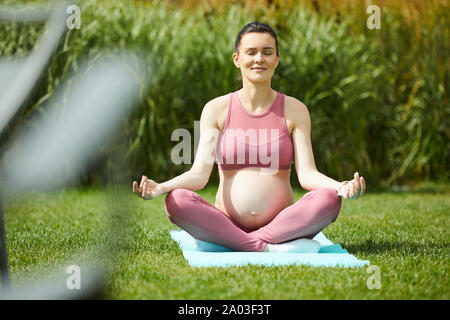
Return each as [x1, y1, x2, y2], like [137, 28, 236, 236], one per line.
[140, 176, 147, 189]
[352, 186, 357, 199]
[133, 181, 142, 195]
[347, 181, 355, 198]
[134, 182, 142, 197]
[360, 176, 366, 196]
[142, 183, 146, 198]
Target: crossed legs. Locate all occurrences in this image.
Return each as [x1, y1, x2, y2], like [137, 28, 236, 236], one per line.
[164, 188, 342, 252]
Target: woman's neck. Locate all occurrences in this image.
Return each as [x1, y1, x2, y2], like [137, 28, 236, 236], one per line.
[239, 80, 276, 112]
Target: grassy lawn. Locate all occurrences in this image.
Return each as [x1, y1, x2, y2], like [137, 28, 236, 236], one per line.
[3, 182, 449, 299]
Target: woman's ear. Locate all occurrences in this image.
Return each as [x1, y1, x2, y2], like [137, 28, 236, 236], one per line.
[232, 52, 240, 68]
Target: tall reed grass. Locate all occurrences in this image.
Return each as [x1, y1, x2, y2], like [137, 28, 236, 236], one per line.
[0, 0, 448, 187]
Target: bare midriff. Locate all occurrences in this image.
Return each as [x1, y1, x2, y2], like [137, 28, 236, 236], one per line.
[215, 167, 294, 230]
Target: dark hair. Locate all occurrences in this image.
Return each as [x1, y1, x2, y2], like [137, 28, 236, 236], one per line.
[234, 21, 279, 56]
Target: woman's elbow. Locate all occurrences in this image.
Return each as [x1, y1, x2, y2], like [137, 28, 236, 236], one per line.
[189, 170, 209, 191]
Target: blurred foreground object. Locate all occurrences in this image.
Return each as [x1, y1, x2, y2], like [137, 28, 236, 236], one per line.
[0, 2, 147, 299]
[0, 2, 68, 133]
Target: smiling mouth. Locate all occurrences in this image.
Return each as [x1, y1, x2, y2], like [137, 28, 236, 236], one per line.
[251, 68, 267, 71]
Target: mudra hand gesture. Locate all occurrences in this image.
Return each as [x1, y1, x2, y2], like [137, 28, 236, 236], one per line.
[132, 175, 164, 200]
[338, 172, 366, 200]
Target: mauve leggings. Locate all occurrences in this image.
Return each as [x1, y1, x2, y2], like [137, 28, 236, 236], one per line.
[164, 188, 342, 252]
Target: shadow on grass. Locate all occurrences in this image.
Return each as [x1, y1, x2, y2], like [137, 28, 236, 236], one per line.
[343, 239, 450, 255]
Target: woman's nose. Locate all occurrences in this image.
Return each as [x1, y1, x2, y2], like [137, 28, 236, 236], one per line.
[254, 52, 264, 62]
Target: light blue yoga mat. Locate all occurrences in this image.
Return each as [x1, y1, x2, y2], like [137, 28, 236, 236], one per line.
[170, 230, 370, 268]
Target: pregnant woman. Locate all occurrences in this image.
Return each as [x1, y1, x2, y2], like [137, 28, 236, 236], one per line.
[132, 21, 366, 253]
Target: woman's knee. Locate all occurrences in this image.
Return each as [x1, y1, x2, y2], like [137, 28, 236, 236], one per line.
[312, 188, 342, 216]
[164, 188, 194, 220]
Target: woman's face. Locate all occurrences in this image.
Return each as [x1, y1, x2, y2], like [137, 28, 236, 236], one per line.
[233, 32, 280, 84]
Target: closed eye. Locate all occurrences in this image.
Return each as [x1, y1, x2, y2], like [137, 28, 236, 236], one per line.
[246, 50, 274, 55]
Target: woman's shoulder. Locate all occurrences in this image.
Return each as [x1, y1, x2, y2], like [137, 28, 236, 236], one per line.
[204, 93, 231, 113]
[200, 94, 230, 130]
[282, 94, 310, 131]
[282, 94, 309, 114]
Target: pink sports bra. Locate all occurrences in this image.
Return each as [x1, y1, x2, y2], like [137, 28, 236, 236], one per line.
[216, 90, 294, 170]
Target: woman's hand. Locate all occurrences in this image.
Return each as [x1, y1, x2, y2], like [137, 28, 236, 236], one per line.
[338, 172, 366, 200]
[132, 175, 165, 200]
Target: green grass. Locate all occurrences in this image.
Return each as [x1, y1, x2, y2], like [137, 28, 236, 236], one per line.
[3, 182, 449, 299]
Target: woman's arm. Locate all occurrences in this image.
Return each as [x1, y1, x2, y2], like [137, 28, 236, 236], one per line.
[299, 170, 341, 192]
[289, 98, 366, 198]
[159, 163, 214, 194]
[289, 98, 338, 191]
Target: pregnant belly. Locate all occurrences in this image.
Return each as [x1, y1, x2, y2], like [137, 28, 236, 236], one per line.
[216, 168, 294, 230]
